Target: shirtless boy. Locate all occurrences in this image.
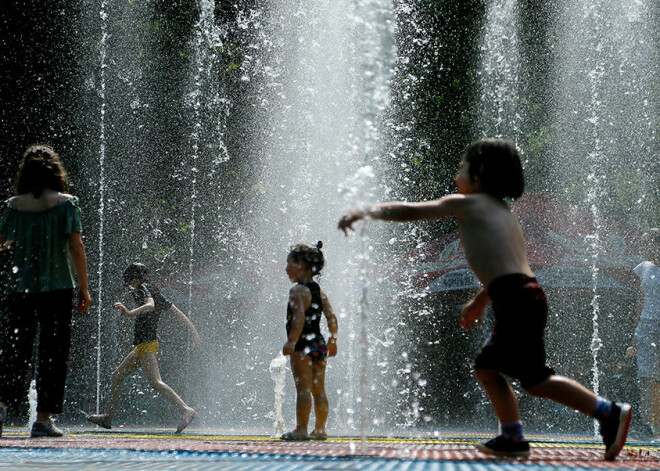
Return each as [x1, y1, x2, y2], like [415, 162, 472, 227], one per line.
[338, 138, 631, 460]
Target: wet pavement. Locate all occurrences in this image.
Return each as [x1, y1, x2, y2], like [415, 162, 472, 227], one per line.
[0, 427, 658, 470]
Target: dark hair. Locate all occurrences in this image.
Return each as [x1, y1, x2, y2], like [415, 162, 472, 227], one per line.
[464, 138, 524, 200]
[123, 262, 149, 284]
[14, 145, 69, 198]
[289, 241, 325, 274]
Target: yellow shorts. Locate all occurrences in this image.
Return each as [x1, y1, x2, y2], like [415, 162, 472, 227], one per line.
[132, 340, 159, 356]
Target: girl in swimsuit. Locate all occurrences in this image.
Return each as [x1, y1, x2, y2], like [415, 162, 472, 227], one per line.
[281, 242, 338, 440]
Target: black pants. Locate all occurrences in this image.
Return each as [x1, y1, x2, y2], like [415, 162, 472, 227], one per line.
[0, 289, 73, 414]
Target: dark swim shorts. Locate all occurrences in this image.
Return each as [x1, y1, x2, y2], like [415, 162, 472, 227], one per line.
[474, 273, 556, 389]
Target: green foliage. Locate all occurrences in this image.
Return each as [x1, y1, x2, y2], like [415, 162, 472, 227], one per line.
[526, 125, 552, 158]
[412, 155, 424, 166]
[147, 243, 177, 262]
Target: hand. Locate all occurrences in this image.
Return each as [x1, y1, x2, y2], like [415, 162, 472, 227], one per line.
[282, 341, 296, 356]
[625, 345, 636, 358]
[460, 299, 484, 331]
[338, 210, 364, 235]
[327, 338, 337, 357]
[78, 289, 92, 313]
[114, 302, 130, 316]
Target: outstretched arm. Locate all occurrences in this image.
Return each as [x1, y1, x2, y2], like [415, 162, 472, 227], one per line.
[115, 298, 155, 317]
[168, 304, 200, 345]
[69, 231, 92, 312]
[338, 194, 466, 235]
[321, 288, 338, 357]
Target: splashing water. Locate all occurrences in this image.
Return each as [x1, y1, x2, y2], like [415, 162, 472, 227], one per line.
[95, 0, 109, 414]
[57, 0, 656, 439]
[27, 379, 37, 433]
[351, 0, 395, 451]
[266, 354, 288, 437]
[476, 0, 521, 139]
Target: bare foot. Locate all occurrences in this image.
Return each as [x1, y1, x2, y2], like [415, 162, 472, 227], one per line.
[310, 429, 328, 440]
[281, 428, 309, 441]
[87, 414, 112, 429]
[176, 409, 196, 434]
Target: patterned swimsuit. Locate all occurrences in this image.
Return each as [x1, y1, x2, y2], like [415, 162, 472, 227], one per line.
[286, 281, 328, 361]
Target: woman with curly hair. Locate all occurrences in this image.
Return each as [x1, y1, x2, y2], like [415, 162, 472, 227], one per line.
[0, 144, 91, 437]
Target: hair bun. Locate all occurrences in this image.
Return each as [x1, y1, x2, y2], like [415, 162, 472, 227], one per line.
[316, 241, 323, 249]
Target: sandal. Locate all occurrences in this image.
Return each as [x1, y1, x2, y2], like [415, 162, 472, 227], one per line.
[281, 431, 310, 441]
[310, 431, 328, 440]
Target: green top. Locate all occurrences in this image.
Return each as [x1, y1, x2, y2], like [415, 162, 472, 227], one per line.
[0, 196, 83, 293]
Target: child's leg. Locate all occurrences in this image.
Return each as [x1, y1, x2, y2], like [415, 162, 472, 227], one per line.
[290, 352, 313, 436]
[139, 353, 194, 415]
[474, 368, 530, 457]
[524, 375, 597, 415]
[89, 351, 140, 428]
[652, 380, 660, 431]
[475, 368, 521, 423]
[106, 352, 140, 419]
[527, 375, 631, 460]
[638, 377, 660, 430]
[652, 381, 660, 431]
[311, 360, 328, 436]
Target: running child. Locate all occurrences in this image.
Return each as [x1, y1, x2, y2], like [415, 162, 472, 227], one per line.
[282, 242, 338, 440]
[338, 138, 631, 460]
[87, 262, 199, 433]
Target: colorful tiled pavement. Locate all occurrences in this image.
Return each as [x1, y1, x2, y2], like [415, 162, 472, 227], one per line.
[0, 428, 658, 470]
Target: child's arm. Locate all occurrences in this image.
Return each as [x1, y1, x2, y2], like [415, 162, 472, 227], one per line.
[168, 304, 200, 345]
[0, 236, 12, 251]
[460, 288, 490, 330]
[626, 284, 645, 357]
[114, 298, 155, 317]
[338, 194, 467, 235]
[321, 288, 338, 357]
[283, 285, 307, 356]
